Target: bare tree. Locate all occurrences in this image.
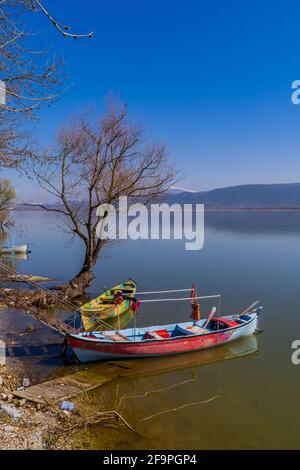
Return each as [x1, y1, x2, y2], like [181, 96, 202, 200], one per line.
[0, 0, 92, 163]
[25, 103, 177, 295]
[0, 0, 93, 220]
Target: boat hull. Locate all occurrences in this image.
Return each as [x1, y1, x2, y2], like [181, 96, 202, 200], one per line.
[68, 313, 259, 363]
[81, 300, 134, 331]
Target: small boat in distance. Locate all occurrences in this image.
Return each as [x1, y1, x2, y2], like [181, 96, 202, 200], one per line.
[0, 244, 29, 254]
[68, 305, 262, 363]
[80, 279, 138, 331]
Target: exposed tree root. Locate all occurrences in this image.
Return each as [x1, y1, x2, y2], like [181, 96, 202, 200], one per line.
[0, 287, 76, 334]
[51, 271, 94, 300]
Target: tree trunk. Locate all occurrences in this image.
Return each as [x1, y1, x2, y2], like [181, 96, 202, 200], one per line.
[76, 252, 95, 277]
[51, 270, 94, 300]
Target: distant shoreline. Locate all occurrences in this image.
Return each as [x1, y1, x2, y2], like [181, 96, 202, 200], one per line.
[12, 206, 300, 213]
[204, 207, 300, 212]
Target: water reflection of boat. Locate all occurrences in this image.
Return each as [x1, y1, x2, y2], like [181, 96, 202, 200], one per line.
[72, 335, 260, 445]
[122, 335, 259, 429]
[0, 252, 28, 261]
[102, 309, 135, 331]
[109, 334, 260, 380]
[0, 250, 28, 278]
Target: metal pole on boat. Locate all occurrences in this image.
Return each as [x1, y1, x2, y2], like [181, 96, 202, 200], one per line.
[133, 311, 136, 341]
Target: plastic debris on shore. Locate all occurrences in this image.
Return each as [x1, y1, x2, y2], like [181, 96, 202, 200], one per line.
[22, 378, 30, 388]
[60, 401, 75, 411]
[1, 404, 21, 421]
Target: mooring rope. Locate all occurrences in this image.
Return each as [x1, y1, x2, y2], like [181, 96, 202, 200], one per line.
[140, 294, 221, 303]
[0, 261, 114, 332]
[0, 260, 81, 312]
[136, 288, 192, 295]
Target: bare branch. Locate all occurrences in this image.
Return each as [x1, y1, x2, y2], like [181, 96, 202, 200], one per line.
[0, 0, 93, 168]
[33, 0, 94, 39]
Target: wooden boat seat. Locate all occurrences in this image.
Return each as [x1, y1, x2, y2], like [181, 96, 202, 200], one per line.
[144, 329, 170, 340]
[188, 325, 208, 334]
[176, 324, 208, 335]
[102, 332, 128, 342]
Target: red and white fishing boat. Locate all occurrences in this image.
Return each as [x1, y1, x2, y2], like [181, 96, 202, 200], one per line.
[67, 298, 262, 363]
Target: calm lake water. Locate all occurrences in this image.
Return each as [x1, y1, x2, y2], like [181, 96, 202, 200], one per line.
[1, 210, 300, 449]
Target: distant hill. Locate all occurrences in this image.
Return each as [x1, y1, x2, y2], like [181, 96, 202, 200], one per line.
[15, 183, 300, 211]
[167, 183, 300, 209]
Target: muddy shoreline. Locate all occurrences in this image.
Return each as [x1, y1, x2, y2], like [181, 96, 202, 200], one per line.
[0, 363, 128, 450]
[0, 364, 69, 449]
[0, 304, 93, 450]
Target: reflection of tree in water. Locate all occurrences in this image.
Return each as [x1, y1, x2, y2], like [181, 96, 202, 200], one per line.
[115, 368, 220, 428]
[0, 228, 8, 244]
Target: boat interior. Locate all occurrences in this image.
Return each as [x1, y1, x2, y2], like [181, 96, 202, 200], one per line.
[99, 281, 136, 304]
[79, 314, 254, 342]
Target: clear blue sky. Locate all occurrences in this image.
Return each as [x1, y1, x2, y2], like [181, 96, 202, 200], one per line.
[8, 0, 300, 200]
